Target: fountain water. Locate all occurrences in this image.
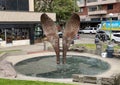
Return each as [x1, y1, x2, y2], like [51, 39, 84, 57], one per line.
[14, 55, 110, 78]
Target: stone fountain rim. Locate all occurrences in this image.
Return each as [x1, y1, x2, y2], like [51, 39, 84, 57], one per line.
[3, 52, 120, 83]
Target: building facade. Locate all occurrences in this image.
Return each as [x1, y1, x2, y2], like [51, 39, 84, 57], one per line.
[77, 0, 120, 27]
[0, 0, 56, 47]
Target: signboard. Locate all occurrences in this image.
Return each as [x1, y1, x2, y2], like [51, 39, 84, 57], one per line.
[101, 20, 120, 31]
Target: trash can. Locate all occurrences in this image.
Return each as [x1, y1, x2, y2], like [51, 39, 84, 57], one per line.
[106, 45, 114, 58]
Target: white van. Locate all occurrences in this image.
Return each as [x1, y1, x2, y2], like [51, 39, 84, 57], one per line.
[79, 27, 98, 34]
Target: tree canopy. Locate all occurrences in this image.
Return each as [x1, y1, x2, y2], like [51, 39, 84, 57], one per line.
[52, 0, 79, 23]
[34, 0, 79, 24]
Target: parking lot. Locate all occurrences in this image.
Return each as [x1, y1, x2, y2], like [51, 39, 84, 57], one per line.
[79, 34, 95, 39]
[74, 34, 95, 44]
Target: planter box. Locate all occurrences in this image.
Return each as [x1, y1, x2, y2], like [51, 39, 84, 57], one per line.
[0, 40, 30, 47]
[12, 39, 30, 46]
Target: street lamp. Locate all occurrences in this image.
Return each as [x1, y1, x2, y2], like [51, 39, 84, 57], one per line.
[105, 13, 114, 58]
[108, 13, 113, 43]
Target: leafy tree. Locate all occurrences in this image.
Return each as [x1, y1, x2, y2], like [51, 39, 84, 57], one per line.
[34, 0, 53, 12]
[52, 0, 79, 24]
[34, 0, 79, 24]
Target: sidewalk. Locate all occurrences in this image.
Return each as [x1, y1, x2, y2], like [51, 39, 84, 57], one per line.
[0, 38, 95, 56]
[0, 43, 49, 56]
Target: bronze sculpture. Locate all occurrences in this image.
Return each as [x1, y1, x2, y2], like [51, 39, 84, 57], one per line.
[41, 14, 60, 64]
[41, 13, 80, 64]
[62, 13, 80, 64]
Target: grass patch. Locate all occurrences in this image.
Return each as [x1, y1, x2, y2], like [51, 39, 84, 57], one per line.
[114, 45, 120, 50]
[0, 78, 73, 85]
[73, 44, 120, 51]
[0, 50, 21, 54]
[74, 44, 96, 49]
[72, 44, 96, 50]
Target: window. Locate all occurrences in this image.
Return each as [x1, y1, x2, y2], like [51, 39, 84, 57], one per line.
[77, 0, 84, 4]
[0, 0, 29, 11]
[107, 4, 113, 10]
[6, 0, 17, 10]
[91, 18, 101, 21]
[112, 17, 118, 20]
[17, 0, 29, 11]
[102, 18, 107, 21]
[104, 17, 118, 20]
[98, 5, 102, 10]
[89, 6, 97, 11]
[79, 8, 83, 12]
[113, 34, 120, 37]
[90, 28, 93, 30]
[87, 0, 97, 3]
[94, 27, 97, 30]
[0, 0, 6, 10]
[88, 5, 103, 12]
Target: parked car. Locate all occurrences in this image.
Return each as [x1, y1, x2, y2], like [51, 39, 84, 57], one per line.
[96, 30, 120, 43]
[0, 38, 2, 41]
[79, 27, 98, 34]
[111, 33, 120, 43]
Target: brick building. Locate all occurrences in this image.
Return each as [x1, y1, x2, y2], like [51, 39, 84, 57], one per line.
[77, 0, 120, 28]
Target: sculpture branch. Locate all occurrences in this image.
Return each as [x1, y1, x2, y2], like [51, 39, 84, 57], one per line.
[41, 13, 60, 64]
[62, 13, 80, 64]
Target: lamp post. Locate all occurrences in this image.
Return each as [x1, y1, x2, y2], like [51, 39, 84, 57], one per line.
[105, 13, 114, 58]
[108, 13, 113, 44]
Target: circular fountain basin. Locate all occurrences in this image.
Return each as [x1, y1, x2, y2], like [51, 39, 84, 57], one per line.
[14, 54, 110, 79]
[4, 52, 120, 83]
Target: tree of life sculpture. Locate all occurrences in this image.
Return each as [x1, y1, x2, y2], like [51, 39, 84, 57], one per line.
[41, 13, 80, 64]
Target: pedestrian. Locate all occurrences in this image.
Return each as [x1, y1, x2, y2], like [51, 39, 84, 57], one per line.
[71, 40, 74, 44]
[95, 33, 100, 40]
[95, 37, 99, 44]
[101, 34, 105, 42]
[77, 34, 80, 39]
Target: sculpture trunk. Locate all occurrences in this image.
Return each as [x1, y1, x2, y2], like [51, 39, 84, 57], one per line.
[41, 14, 60, 64]
[53, 38, 60, 64]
